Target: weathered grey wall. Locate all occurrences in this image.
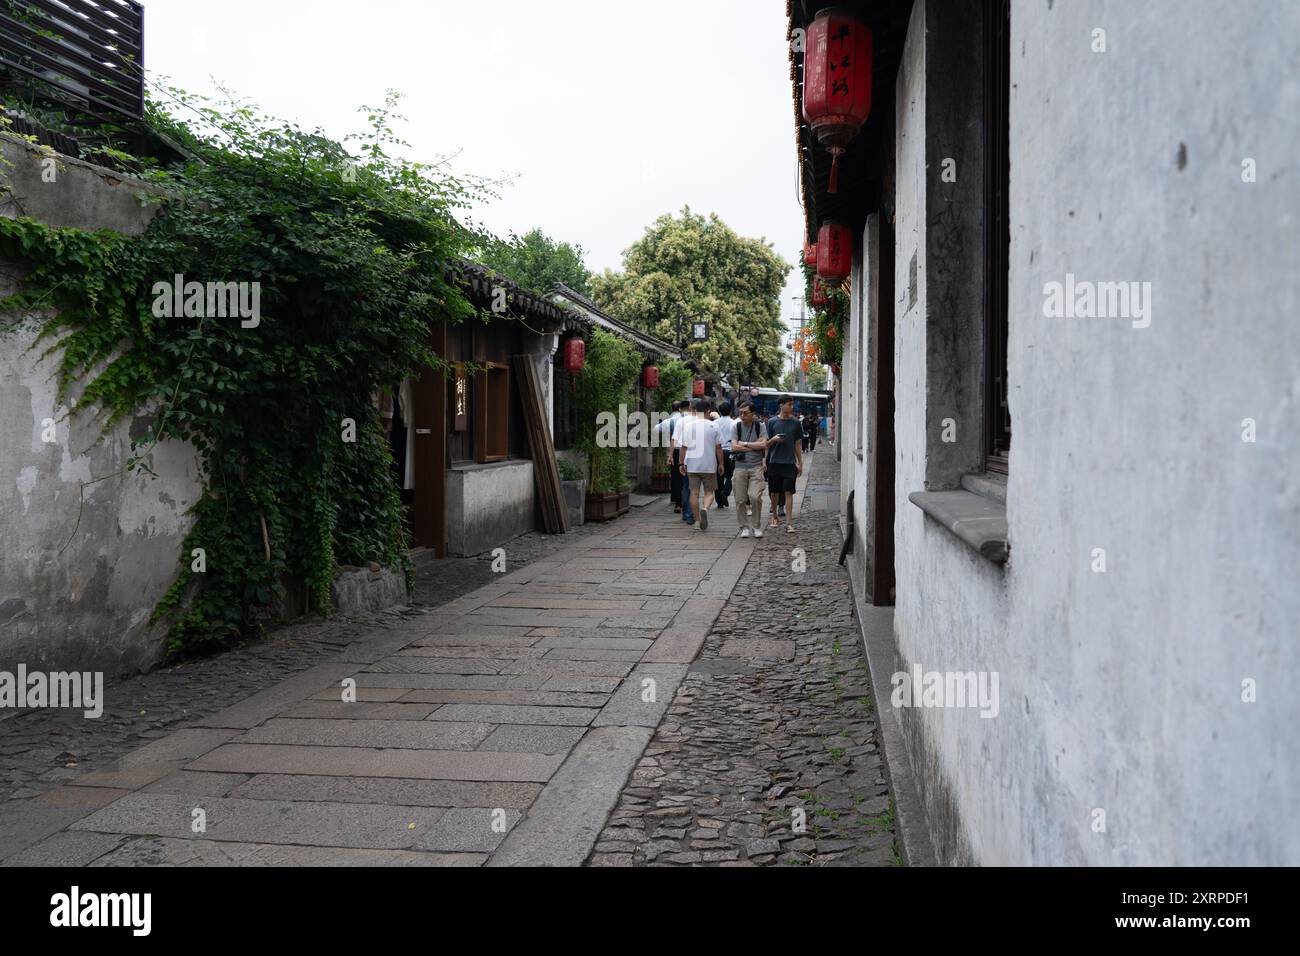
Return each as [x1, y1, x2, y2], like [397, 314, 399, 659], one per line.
[0, 135, 201, 675]
[882, 0, 1300, 865]
[445, 460, 535, 556]
[921, 0, 986, 489]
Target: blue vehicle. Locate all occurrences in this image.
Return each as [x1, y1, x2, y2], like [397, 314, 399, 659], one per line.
[742, 388, 834, 433]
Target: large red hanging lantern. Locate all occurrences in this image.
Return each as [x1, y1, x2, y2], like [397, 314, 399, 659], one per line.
[563, 336, 585, 373]
[802, 9, 873, 195]
[802, 240, 818, 266]
[642, 365, 660, 389]
[816, 222, 852, 281]
[692, 379, 706, 398]
[811, 275, 830, 308]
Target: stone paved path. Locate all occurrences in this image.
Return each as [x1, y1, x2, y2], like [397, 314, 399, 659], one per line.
[0, 448, 895, 866]
[0, 519, 610, 808]
[588, 449, 898, 866]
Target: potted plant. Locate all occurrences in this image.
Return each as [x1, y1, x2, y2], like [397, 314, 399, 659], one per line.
[557, 458, 586, 527]
[574, 328, 641, 521]
[650, 446, 672, 493]
[649, 357, 691, 494]
[584, 446, 631, 521]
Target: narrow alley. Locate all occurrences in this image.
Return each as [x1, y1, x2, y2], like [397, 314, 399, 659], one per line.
[0, 450, 897, 867]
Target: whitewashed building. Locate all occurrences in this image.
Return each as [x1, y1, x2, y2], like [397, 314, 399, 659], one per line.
[790, 0, 1299, 864]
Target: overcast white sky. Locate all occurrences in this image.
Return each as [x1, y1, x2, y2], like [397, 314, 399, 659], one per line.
[140, 0, 809, 346]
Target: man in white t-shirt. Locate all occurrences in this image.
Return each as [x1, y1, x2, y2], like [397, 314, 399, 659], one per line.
[714, 400, 737, 509]
[678, 398, 724, 531]
[657, 401, 686, 516]
[669, 402, 695, 523]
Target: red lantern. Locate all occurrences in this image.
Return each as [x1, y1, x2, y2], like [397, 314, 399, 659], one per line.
[816, 222, 852, 281]
[692, 379, 706, 398]
[563, 337, 585, 373]
[802, 10, 873, 194]
[802, 240, 818, 266]
[811, 275, 830, 308]
[642, 365, 660, 389]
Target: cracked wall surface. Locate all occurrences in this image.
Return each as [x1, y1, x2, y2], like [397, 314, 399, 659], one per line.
[1, 136, 202, 675]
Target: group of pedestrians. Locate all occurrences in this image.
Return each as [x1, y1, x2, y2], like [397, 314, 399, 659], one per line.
[662, 395, 808, 537]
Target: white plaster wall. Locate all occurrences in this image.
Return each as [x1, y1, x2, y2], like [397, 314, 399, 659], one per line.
[888, 0, 1300, 865]
[840, 250, 862, 545]
[0, 327, 202, 674]
[0, 139, 202, 675]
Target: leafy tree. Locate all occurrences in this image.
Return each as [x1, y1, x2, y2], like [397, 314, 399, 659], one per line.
[653, 357, 693, 413]
[479, 227, 592, 296]
[590, 208, 789, 386]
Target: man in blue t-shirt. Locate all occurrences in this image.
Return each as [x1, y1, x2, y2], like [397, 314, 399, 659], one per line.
[765, 396, 804, 534]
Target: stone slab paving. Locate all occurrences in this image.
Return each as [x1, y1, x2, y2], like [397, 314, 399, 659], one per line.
[0, 519, 609, 811]
[587, 450, 901, 867]
[0, 471, 764, 866]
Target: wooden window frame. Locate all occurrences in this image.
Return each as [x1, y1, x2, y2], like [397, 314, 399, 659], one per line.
[552, 356, 580, 451]
[474, 362, 510, 463]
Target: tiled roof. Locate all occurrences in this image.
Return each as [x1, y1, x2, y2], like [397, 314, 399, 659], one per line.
[550, 283, 685, 360]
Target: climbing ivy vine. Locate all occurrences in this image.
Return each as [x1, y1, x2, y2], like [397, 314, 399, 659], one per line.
[0, 89, 491, 653]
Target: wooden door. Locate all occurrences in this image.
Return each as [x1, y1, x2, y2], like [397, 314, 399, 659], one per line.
[411, 322, 448, 556]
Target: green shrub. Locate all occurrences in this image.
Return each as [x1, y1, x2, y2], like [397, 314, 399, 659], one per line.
[0, 89, 487, 654]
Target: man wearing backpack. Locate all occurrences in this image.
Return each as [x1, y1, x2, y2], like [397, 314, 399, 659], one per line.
[730, 401, 772, 538]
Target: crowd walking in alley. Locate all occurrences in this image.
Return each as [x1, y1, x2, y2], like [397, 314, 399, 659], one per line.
[669, 395, 806, 537]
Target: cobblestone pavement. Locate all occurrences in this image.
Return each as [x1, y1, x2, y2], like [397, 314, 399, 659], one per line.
[588, 449, 900, 867]
[0, 517, 609, 807]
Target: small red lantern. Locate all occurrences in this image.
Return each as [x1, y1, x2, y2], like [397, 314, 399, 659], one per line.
[802, 9, 873, 194]
[692, 379, 706, 398]
[802, 240, 818, 266]
[563, 336, 585, 373]
[816, 222, 852, 281]
[642, 365, 660, 389]
[811, 275, 830, 308]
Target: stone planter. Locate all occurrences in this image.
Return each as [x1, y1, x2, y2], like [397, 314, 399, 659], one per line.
[585, 490, 631, 522]
[561, 479, 586, 528]
[331, 563, 409, 614]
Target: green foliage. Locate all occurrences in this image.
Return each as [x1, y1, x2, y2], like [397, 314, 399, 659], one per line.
[478, 227, 592, 297]
[557, 458, 582, 482]
[0, 88, 489, 654]
[804, 260, 847, 368]
[590, 207, 789, 386]
[652, 357, 693, 413]
[572, 328, 640, 494]
[781, 363, 829, 393]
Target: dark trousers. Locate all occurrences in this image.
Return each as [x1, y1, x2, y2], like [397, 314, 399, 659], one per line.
[717, 450, 735, 505]
[670, 449, 683, 506]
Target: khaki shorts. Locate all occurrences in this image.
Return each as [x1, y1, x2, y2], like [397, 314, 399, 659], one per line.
[688, 472, 718, 495]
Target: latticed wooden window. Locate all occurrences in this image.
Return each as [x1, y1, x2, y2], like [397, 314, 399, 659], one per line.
[552, 357, 579, 450]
